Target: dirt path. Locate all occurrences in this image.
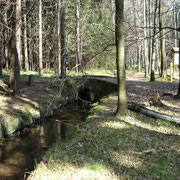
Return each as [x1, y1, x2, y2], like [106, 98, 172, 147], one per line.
[91, 72, 180, 117]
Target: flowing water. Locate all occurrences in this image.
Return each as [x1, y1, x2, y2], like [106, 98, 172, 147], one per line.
[0, 103, 89, 180]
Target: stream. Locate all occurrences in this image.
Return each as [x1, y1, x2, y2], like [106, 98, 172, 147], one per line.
[0, 103, 89, 180]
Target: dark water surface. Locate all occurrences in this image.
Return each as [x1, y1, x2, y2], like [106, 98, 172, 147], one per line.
[0, 104, 89, 180]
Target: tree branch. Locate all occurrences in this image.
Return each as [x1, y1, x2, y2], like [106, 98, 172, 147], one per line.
[84, 44, 115, 64]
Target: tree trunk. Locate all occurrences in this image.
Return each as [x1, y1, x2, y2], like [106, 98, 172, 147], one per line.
[174, 1, 177, 47]
[175, 38, 180, 98]
[150, 0, 158, 82]
[133, 0, 140, 72]
[15, 0, 21, 95]
[28, 22, 33, 70]
[144, 0, 148, 77]
[39, 0, 43, 76]
[156, 40, 160, 74]
[138, 45, 141, 72]
[4, 10, 9, 71]
[5, 33, 9, 71]
[16, 0, 22, 69]
[76, 0, 83, 73]
[159, 0, 167, 78]
[34, 12, 38, 71]
[23, 0, 29, 71]
[60, 0, 66, 78]
[0, 46, 2, 75]
[56, 0, 61, 76]
[9, 4, 21, 96]
[148, 0, 152, 75]
[111, 0, 115, 25]
[115, 0, 128, 117]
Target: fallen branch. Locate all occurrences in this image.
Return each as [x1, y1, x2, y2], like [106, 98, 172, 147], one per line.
[128, 103, 180, 124]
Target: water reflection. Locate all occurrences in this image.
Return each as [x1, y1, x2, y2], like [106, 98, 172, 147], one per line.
[0, 103, 89, 179]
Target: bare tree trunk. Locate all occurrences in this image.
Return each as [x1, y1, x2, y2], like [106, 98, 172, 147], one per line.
[0, 45, 2, 75]
[144, 0, 148, 77]
[34, 12, 38, 71]
[175, 38, 180, 98]
[23, 0, 29, 71]
[159, 0, 167, 78]
[0, 14, 3, 75]
[76, 0, 83, 73]
[156, 40, 160, 74]
[138, 45, 141, 72]
[150, 0, 158, 82]
[115, 0, 127, 117]
[111, 0, 115, 25]
[75, 54, 78, 73]
[15, 0, 21, 95]
[148, 0, 152, 75]
[39, 0, 43, 76]
[16, 0, 22, 69]
[9, 1, 21, 96]
[4, 10, 9, 71]
[174, 1, 177, 47]
[28, 21, 33, 70]
[60, 0, 66, 78]
[5, 33, 9, 71]
[133, 0, 140, 72]
[56, 0, 61, 76]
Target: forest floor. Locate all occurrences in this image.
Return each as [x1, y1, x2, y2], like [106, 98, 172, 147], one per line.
[0, 70, 179, 132]
[0, 75, 60, 136]
[26, 70, 180, 180]
[86, 70, 180, 118]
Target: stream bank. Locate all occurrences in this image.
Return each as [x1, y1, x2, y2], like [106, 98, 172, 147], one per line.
[0, 77, 117, 179]
[0, 77, 117, 138]
[0, 103, 89, 180]
[28, 93, 180, 180]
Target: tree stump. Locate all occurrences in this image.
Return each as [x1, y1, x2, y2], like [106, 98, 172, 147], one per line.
[28, 75, 33, 86]
[149, 91, 164, 107]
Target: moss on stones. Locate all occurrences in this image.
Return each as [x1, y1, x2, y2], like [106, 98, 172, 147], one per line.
[3, 114, 22, 135]
[18, 113, 33, 126]
[24, 105, 41, 119]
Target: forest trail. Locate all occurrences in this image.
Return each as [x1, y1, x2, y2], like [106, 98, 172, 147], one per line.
[90, 72, 180, 118]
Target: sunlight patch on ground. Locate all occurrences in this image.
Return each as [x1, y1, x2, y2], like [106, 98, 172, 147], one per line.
[31, 161, 119, 180]
[99, 121, 130, 130]
[111, 151, 142, 169]
[123, 115, 180, 135]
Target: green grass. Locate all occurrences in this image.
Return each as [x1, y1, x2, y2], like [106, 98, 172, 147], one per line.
[155, 77, 172, 82]
[67, 69, 115, 77]
[0, 69, 56, 80]
[0, 69, 115, 81]
[28, 94, 180, 180]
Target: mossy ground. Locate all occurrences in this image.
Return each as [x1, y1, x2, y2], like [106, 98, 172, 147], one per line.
[28, 94, 180, 180]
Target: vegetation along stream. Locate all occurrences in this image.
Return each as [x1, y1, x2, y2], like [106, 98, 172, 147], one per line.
[0, 102, 89, 180]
